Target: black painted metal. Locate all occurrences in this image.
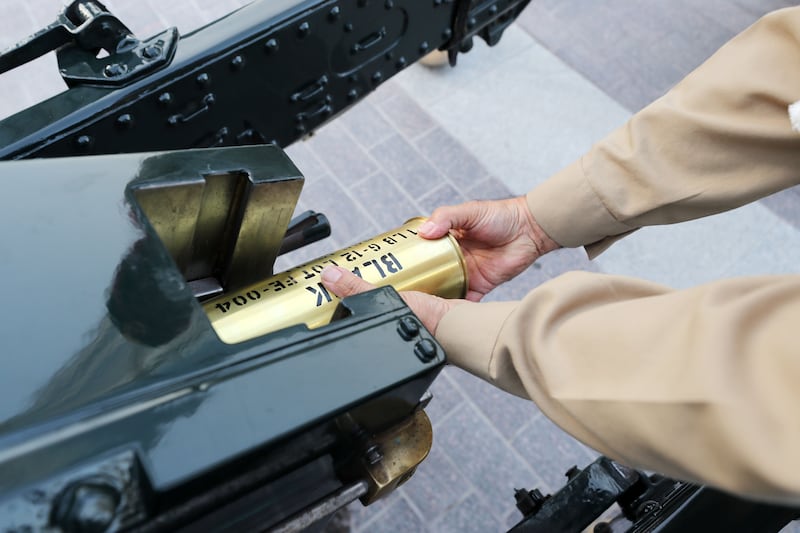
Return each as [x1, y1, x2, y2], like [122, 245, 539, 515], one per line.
[0, 0, 530, 160]
[0, 146, 444, 531]
[508, 457, 799, 533]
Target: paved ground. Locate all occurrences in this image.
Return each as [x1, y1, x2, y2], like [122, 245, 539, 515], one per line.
[1, 1, 798, 531]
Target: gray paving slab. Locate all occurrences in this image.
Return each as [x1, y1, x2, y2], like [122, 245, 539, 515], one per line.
[399, 26, 630, 196]
[594, 202, 800, 289]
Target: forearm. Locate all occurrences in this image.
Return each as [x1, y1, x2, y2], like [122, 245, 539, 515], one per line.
[529, 8, 800, 257]
[438, 271, 800, 503]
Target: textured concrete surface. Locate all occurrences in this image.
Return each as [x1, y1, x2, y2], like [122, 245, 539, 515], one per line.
[2, 1, 798, 531]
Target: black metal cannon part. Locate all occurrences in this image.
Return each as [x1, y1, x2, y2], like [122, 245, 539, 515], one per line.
[0, 1, 531, 531]
[0, 0, 529, 161]
[509, 457, 800, 533]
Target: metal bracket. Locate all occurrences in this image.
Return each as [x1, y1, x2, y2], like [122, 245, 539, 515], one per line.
[0, 0, 177, 87]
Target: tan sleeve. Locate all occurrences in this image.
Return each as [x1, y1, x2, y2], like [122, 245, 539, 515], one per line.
[438, 272, 800, 504]
[527, 7, 800, 258]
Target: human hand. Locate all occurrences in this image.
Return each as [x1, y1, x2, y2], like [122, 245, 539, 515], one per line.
[417, 197, 560, 301]
[321, 266, 465, 334]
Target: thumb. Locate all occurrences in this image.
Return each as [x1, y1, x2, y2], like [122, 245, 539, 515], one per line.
[419, 201, 486, 239]
[321, 265, 375, 298]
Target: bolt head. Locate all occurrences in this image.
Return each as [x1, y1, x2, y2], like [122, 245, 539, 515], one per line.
[103, 63, 127, 78]
[414, 339, 437, 362]
[397, 316, 420, 340]
[52, 480, 120, 533]
[141, 44, 161, 60]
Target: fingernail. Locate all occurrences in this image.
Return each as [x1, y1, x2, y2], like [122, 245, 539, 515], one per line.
[321, 265, 342, 283]
[419, 220, 436, 235]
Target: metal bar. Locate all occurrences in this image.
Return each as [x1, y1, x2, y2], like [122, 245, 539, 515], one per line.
[269, 480, 369, 533]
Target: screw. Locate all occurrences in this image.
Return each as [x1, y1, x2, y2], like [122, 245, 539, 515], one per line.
[364, 444, 383, 465]
[265, 38, 279, 53]
[230, 55, 245, 70]
[397, 316, 420, 340]
[298, 22, 311, 37]
[414, 339, 437, 362]
[141, 44, 161, 59]
[115, 114, 133, 129]
[103, 63, 127, 78]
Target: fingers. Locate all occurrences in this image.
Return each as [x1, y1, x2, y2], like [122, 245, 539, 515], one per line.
[321, 266, 375, 297]
[419, 201, 488, 239]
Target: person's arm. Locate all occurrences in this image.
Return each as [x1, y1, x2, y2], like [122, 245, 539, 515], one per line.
[439, 272, 800, 503]
[437, 8, 800, 502]
[529, 7, 800, 258]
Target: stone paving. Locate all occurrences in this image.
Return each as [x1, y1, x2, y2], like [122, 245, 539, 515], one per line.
[1, 1, 798, 532]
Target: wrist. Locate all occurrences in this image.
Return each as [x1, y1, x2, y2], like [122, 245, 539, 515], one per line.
[515, 196, 561, 257]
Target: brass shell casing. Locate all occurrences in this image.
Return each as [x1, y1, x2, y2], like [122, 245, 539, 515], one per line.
[203, 218, 467, 344]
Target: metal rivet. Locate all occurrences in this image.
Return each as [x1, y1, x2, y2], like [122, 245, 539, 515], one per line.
[434, 0, 443, 5]
[167, 115, 179, 126]
[442, 28, 453, 40]
[230, 55, 245, 70]
[75, 135, 92, 149]
[385, 51, 394, 60]
[397, 316, 420, 340]
[372, 71, 382, 84]
[196, 72, 211, 86]
[357, 0, 368, 6]
[347, 89, 358, 101]
[265, 38, 279, 53]
[489, 4, 498, 14]
[467, 17, 477, 29]
[296, 124, 307, 133]
[103, 63, 126, 78]
[385, 0, 394, 8]
[414, 339, 437, 362]
[344, 22, 354, 33]
[158, 92, 172, 106]
[328, 6, 340, 20]
[396, 56, 407, 68]
[349, 74, 359, 83]
[115, 114, 133, 129]
[298, 22, 310, 37]
[419, 41, 429, 54]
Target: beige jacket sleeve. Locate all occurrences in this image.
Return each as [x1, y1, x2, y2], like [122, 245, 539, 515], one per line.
[437, 8, 800, 503]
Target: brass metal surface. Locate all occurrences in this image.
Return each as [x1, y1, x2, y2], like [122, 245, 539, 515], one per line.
[358, 410, 433, 505]
[203, 218, 467, 344]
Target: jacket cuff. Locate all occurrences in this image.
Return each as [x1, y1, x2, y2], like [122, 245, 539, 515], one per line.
[436, 300, 527, 396]
[527, 158, 632, 251]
